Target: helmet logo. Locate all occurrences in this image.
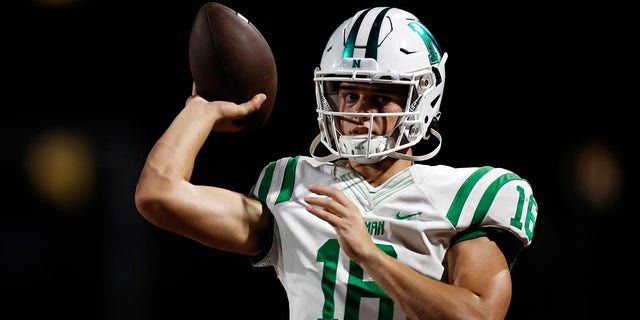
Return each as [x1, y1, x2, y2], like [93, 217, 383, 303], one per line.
[352, 59, 362, 68]
[409, 98, 419, 112]
[407, 21, 443, 65]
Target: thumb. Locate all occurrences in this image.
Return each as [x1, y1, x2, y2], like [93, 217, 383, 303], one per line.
[251, 93, 267, 105]
[245, 93, 267, 112]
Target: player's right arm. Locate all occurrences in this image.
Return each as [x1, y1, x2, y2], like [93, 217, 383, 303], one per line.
[134, 86, 271, 256]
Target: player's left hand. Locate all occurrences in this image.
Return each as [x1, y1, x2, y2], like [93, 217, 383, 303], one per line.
[304, 184, 377, 264]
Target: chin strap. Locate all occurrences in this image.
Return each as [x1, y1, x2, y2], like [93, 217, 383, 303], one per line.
[309, 134, 341, 162]
[309, 128, 442, 163]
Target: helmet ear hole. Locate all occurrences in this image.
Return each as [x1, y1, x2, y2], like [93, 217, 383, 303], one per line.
[432, 66, 443, 85]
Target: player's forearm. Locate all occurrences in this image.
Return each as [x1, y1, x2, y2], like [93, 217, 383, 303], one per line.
[135, 101, 217, 225]
[360, 250, 485, 320]
[147, 101, 216, 181]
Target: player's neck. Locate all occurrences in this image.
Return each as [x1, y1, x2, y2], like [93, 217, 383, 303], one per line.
[349, 157, 413, 187]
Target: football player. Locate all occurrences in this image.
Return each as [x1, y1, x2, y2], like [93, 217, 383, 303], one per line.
[136, 6, 538, 319]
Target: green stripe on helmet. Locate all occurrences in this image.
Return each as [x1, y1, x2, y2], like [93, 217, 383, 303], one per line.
[343, 7, 393, 60]
[365, 7, 392, 59]
[343, 8, 372, 58]
[408, 21, 443, 65]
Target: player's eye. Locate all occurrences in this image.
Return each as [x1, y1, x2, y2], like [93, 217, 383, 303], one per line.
[375, 96, 392, 106]
[342, 92, 359, 105]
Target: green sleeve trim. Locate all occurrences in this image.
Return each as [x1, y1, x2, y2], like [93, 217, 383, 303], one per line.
[452, 227, 524, 270]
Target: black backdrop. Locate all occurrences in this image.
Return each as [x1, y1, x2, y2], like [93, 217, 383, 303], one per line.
[2, 0, 636, 319]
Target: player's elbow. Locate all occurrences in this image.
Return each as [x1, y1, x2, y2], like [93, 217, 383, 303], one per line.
[134, 173, 176, 228]
[134, 188, 160, 224]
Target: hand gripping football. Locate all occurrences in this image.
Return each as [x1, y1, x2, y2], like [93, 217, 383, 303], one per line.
[189, 2, 277, 129]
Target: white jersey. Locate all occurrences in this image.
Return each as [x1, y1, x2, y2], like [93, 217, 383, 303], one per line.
[250, 156, 537, 320]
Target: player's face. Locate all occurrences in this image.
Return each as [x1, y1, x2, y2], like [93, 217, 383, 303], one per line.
[336, 82, 407, 136]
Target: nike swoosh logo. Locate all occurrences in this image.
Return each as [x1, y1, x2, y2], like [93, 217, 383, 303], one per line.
[395, 211, 423, 220]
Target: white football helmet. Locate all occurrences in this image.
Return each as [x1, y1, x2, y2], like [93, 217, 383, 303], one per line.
[310, 7, 447, 164]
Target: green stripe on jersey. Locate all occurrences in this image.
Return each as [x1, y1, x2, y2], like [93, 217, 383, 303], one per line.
[471, 173, 521, 226]
[275, 156, 300, 204]
[258, 161, 276, 202]
[446, 166, 493, 226]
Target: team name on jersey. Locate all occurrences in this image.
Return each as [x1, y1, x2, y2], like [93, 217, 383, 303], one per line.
[365, 220, 385, 236]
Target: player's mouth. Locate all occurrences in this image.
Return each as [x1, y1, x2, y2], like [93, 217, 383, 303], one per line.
[350, 126, 372, 135]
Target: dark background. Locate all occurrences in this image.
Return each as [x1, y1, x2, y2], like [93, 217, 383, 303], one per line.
[2, 0, 636, 319]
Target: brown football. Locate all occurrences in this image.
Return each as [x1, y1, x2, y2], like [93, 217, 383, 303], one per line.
[189, 2, 277, 129]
